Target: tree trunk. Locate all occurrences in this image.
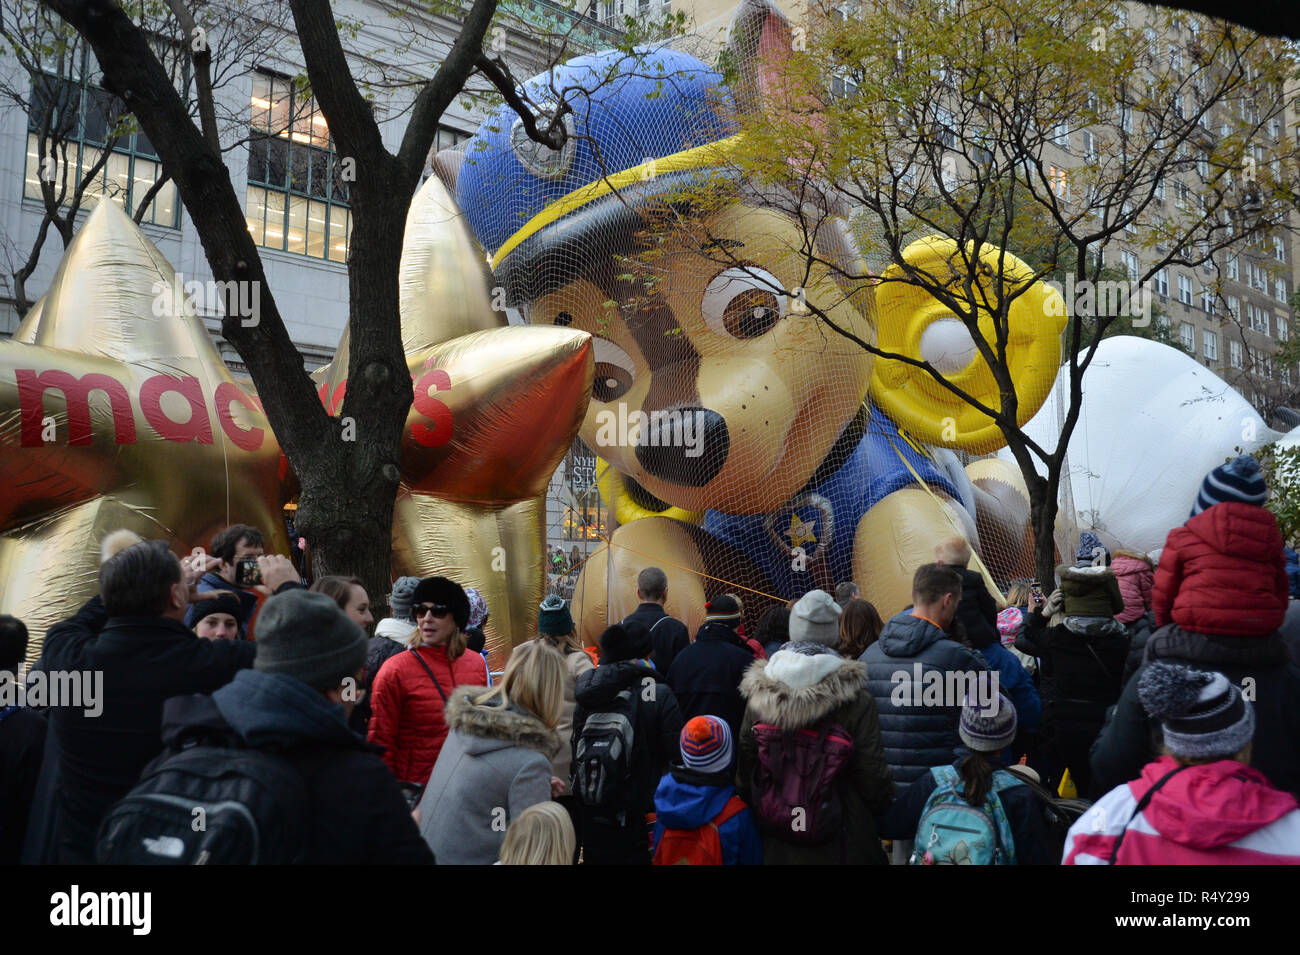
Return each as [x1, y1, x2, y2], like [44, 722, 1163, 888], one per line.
[1026, 472, 1058, 591]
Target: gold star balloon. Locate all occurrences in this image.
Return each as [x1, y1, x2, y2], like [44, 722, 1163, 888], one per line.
[0, 200, 289, 663]
[2, 179, 593, 666]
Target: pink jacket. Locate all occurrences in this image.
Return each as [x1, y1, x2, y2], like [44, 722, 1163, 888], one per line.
[1111, 551, 1154, 624]
[1063, 755, 1300, 865]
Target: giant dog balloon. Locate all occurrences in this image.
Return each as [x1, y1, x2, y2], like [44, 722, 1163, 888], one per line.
[445, 0, 1065, 639]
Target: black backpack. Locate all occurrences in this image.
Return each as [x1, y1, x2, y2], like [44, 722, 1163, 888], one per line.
[572, 688, 638, 820]
[1004, 764, 1091, 861]
[95, 734, 310, 865]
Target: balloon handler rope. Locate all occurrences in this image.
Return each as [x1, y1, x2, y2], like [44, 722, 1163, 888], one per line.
[886, 436, 1006, 604]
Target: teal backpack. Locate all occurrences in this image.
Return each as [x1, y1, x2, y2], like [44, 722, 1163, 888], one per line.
[909, 764, 1020, 865]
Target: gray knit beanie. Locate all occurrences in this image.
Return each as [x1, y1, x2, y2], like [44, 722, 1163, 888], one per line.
[959, 692, 1018, 753]
[389, 576, 421, 623]
[1138, 662, 1255, 760]
[254, 589, 367, 691]
[788, 590, 842, 646]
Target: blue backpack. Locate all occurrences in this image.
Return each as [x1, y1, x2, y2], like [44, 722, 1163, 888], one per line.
[909, 764, 1020, 865]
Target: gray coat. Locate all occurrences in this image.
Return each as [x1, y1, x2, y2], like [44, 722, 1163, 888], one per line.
[417, 688, 561, 864]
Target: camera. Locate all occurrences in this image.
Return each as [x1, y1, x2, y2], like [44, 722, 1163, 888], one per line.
[235, 557, 262, 588]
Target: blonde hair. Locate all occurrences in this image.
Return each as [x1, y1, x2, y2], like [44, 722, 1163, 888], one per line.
[499, 802, 575, 865]
[540, 630, 585, 656]
[472, 639, 565, 728]
[934, 536, 972, 568]
[1005, 582, 1032, 607]
[407, 625, 468, 660]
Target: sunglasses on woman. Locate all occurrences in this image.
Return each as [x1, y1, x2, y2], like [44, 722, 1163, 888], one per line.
[414, 603, 452, 619]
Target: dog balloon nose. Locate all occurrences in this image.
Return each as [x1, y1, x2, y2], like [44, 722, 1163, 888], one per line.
[634, 408, 729, 487]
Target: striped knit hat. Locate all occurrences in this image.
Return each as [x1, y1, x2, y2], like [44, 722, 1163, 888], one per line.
[1190, 455, 1267, 518]
[958, 692, 1017, 753]
[1138, 663, 1255, 759]
[680, 716, 733, 774]
[704, 594, 742, 627]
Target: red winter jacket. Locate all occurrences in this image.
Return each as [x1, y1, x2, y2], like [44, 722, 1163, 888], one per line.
[1152, 503, 1289, 637]
[367, 643, 489, 786]
[1112, 551, 1154, 624]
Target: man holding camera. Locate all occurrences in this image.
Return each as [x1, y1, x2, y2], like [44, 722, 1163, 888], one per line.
[184, 524, 267, 640]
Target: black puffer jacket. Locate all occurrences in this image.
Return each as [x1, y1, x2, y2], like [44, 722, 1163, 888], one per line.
[667, 622, 753, 738]
[1091, 624, 1300, 799]
[572, 661, 683, 820]
[861, 611, 990, 791]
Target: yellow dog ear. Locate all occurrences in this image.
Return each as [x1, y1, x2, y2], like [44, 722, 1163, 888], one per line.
[868, 236, 1066, 454]
[594, 457, 703, 527]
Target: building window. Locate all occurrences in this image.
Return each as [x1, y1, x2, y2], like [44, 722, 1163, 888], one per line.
[1153, 177, 1165, 201]
[1279, 316, 1289, 342]
[1202, 329, 1217, 360]
[1153, 268, 1169, 297]
[1226, 254, 1238, 280]
[1178, 274, 1193, 305]
[1283, 365, 1292, 387]
[1120, 249, 1139, 282]
[1250, 262, 1267, 291]
[1276, 278, 1288, 303]
[1179, 321, 1195, 349]
[1274, 236, 1286, 262]
[1230, 339, 1243, 368]
[1048, 165, 1068, 200]
[23, 51, 180, 228]
[1082, 129, 1097, 160]
[1201, 286, 1215, 313]
[1226, 295, 1239, 319]
[245, 72, 351, 262]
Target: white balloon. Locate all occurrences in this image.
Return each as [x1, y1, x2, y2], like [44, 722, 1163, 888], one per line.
[999, 336, 1280, 555]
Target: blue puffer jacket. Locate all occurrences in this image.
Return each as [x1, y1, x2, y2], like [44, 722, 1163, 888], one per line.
[979, 642, 1041, 734]
[1284, 548, 1300, 599]
[651, 766, 763, 865]
[861, 612, 990, 792]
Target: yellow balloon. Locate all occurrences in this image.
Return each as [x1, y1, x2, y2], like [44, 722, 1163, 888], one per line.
[870, 236, 1066, 453]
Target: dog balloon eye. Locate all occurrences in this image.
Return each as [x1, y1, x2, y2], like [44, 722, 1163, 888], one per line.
[702, 267, 787, 339]
[592, 338, 635, 402]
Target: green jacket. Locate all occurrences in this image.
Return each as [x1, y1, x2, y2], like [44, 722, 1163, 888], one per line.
[1058, 564, 1125, 618]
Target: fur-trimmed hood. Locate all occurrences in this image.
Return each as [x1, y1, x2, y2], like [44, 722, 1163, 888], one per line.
[1059, 563, 1116, 582]
[739, 649, 865, 730]
[1113, 549, 1154, 571]
[443, 687, 561, 758]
